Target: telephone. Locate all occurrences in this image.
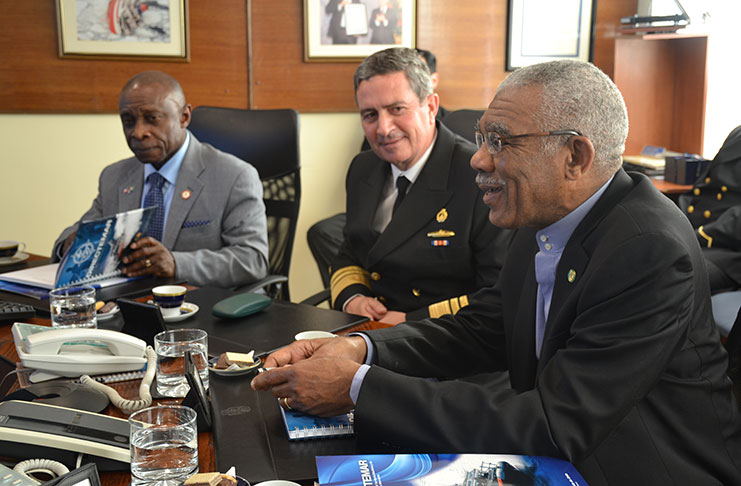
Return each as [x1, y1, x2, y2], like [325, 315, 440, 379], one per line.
[11, 322, 147, 382]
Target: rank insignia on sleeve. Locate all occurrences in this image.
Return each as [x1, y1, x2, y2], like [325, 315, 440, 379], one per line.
[427, 229, 456, 238]
[436, 208, 448, 223]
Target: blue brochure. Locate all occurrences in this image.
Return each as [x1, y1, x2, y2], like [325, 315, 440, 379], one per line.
[315, 453, 589, 486]
[55, 207, 155, 288]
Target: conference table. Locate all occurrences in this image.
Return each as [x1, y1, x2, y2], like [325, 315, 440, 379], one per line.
[0, 255, 390, 486]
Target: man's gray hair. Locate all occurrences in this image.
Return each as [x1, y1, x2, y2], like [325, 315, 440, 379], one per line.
[498, 60, 629, 176]
[354, 47, 433, 103]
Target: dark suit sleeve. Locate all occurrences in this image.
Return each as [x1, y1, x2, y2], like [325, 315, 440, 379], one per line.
[355, 233, 698, 459]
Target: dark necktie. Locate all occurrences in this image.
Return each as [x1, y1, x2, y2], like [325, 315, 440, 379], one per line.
[143, 172, 166, 242]
[392, 176, 411, 215]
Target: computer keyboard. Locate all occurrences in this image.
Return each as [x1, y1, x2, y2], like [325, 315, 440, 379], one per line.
[0, 299, 36, 322]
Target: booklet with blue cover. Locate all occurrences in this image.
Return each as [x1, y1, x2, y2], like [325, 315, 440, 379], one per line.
[0, 207, 154, 296]
[279, 401, 354, 440]
[315, 453, 588, 486]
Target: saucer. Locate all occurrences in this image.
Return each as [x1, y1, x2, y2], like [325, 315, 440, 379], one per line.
[0, 252, 29, 266]
[208, 356, 262, 376]
[163, 302, 199, 323]
[96, 304, 120, 321]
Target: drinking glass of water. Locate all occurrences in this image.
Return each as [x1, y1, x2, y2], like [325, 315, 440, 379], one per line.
[129, 405, 198, 486]
[154, 329, 208, 397]
[49, 285, 97, 329]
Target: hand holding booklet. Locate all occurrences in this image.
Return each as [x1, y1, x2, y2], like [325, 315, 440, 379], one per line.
[0, 207, 155, 297]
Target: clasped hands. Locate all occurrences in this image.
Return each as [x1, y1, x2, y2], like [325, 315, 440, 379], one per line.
[345, 295, 407, 325]
[251, 335, 367, 417]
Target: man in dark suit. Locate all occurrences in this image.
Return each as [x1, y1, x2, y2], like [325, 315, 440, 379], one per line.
[308, 48, 454, 289]
[254, 60, 741, 484]
[369, 0, 399, 44]
[325, 0, 359, 44]
[327, 47, 509, 323]
[52, 71, 269, 288]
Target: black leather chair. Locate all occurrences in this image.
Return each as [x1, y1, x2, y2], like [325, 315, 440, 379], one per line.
[441, 108, 485, 145]
[188, 106, 300, 301]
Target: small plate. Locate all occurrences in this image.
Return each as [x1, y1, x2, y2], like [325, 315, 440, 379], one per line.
[0, 252, 30, 266]
[96, 304, 120, 321]
[163, 302, 199, 323]
[208, 355, 262, 376]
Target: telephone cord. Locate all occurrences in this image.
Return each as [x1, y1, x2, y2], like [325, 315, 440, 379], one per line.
[13, 458, 70, 482]
[80, 345, 157, 414]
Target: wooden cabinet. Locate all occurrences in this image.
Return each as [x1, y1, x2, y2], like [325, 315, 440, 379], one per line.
[613, 33, 708, 155]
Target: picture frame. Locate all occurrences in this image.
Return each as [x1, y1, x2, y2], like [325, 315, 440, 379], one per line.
[506, 0, 594, 71]
[304, 0, 416, 62]
[55, 0, 189, 61]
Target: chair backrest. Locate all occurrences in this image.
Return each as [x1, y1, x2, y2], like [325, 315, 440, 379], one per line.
[441, 109, 485, 145]
[188, 106, 301, 300]
[724, 306, 741, 411]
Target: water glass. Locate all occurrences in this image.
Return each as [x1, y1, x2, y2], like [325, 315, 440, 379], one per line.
[49, 285, 97, 329]
[154, 329, 208, 397]
[129, 405, 198, 486]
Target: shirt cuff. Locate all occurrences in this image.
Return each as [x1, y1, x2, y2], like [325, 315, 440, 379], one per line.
[349, 332, 375, 365]
[350, 364, 371, 405]
[341, 293, 364, 312]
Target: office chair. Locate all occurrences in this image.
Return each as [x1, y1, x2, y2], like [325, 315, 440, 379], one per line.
[441, 109, 485, 145]
[188, 106, 301, 301]
[724, 305, 741, 411]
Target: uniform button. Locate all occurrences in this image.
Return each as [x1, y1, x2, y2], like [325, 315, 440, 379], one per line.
[722, 186, 728, 192]
[693, 188, 701, 196]
[378, 296, 386, 303]
[370, 272, 380, 281]
[687, 205, 694, 214]
[412, 288, 420, 297]
[704, 210, 711, 219]
[705, 177, 711, 184]
[539, 235, 548, 242]
[544, 243, 553, 251]
[717, 193, 723, 201]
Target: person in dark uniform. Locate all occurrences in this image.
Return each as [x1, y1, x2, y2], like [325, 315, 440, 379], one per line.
[327, 47, 510, 324]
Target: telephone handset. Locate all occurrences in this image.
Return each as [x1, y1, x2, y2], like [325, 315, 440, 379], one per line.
[12, 322, 147, 381]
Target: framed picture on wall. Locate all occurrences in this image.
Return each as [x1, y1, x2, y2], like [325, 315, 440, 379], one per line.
[55, 0, 189, 60]
[304, 0, 416, 62]
[506, 0, 594, 71]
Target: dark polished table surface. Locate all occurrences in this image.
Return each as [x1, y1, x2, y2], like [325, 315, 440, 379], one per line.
[0, 258, 389, 486]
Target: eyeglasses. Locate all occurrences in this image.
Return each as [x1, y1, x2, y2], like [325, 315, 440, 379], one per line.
[475, 129, 582, 154]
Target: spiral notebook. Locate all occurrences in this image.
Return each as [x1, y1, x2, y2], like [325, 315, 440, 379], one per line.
[279, 401, 354, 440]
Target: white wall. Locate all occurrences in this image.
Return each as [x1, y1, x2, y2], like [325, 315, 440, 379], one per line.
[0, 113, 363, 301]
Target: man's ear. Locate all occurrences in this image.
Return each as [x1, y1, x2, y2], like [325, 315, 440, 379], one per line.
[426, 93, 439, 124]
[181, 103, 192, 128]
[564, 136, 595, 180]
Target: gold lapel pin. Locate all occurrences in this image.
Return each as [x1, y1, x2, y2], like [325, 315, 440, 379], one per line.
[567, 269, 576, 283]
[436, 208, 448, 223]
[181, 190, 192, 200]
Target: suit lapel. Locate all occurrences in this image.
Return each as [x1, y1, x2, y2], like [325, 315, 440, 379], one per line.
[367, 124, 456, 266]
[118, 163, 144, 212]
[508, 234, 540, 389]
[163, 137, 205, 248]
[537, 169, 636, 365]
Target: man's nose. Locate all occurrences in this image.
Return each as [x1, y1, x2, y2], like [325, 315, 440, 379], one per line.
[376, 111, 394, 137]
[131, 120, 148, 140]
[470, 143, 494, 172]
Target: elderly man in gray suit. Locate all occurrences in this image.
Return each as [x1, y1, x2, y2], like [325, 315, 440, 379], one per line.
[52, 71, 268, 288]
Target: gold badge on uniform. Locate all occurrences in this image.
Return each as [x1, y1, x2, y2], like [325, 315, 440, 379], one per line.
[567, 269, 577, 283]
[182, 190, 192, 200]
[427, 230, 455, 238]
[436, 208, 448, 223]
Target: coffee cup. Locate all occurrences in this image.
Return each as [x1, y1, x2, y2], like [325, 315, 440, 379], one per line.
[295, 330, 337, 341]
[152, 285, 187, 318]
[0, 240, 25, 258]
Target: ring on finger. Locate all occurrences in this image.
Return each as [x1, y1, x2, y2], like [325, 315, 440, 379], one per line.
[281, 397, 292, 410]
[144, 259, 152, 268]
